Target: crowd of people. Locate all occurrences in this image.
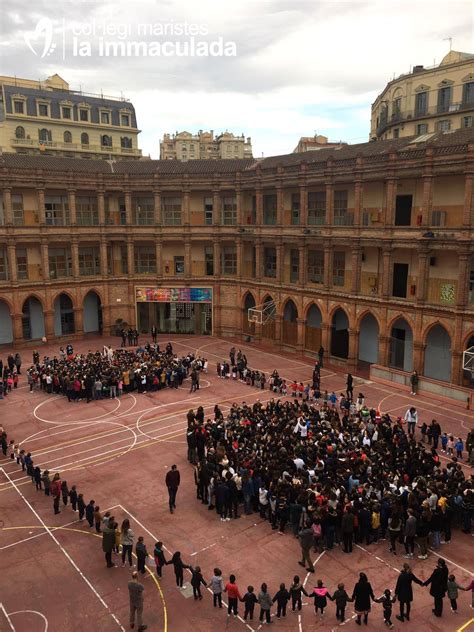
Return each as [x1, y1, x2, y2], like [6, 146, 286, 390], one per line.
[14, 342, 209, 401]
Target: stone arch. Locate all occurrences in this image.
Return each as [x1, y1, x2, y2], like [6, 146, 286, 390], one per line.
[282, 298, 298, 346]
[305, 303, 323, 352]
[22, 296, 45, 340]
[330, 307, 349, 359]
[0, 299, 13, 344]
[83, 290, 103, 333]
[358, 312, 380, 365]
[53, 292, 75, 336]
[242, 291, 256, 335]
[389, 316, 413, 371]
[423, 323, 452, 382]
[261, 293, 275, 341]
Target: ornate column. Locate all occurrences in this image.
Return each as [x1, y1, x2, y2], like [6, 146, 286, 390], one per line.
[354, 179, 363, 227]
[127, 238, 135, 276]
[276, 184, 284, 226]
[155, 238, 162, 277]
[37, 187, 46, 224]
[416, 247, 430, 303]
[100, 239, 108, 276]
[296, 317, 305, 353]
[213, 239, 221, 276]
[41, 239, 49, 280]
[7, 241, 17, 282]
[212, 189, 220, 226]
[321, 323, 330, 354]
[299, 241, 306, 286]
[97, 189, 105, 225]
[12, 313, 23, 342]
[384, 178, 397, 227]
[44, 310, 54, 339]
[276, 241, 284, 284]
[153, 189, 161, 225]
[325, 181, 334, 225]
[255, 188, 263, 225]
[124, 190, 132, 225]
[348, 328, 358, 371]
[323, 244, 332, 290]
[255, 239, 262, 279]
[184, 239, 192, 276]
[74, 307, 84, 333]
[236, 237, 243, 278]
[463, 173, 474, 227]
[378, 334, 390, 367]
[183, 188, 190, 226]
[421, 175, 433, 228]
[71, 239, 80, 279]
[3, 187, 12, 226]
[351, 246, 362, 295]
[381, 245, 393, 299]
[413, 341, 425, 374]
[456, 250, 471, 307]
[68, 188, 77, 226]
[299, 185, 308, 226]
[236, 187, 242, 226]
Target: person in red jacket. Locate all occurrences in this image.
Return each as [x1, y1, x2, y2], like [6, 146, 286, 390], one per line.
[165, 465, 180, 514]
[50, 473, 62, 514]
[225, 574, 242, 618]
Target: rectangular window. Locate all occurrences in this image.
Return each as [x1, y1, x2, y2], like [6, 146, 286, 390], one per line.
[393, 128, 400, 138]
[462, 116, 473, 128]
[307, 250, 324, 284]
[49, 247, 72, 279]
[162, 197, 182, 225]
[76, 196, 99, 226]
[121, 114, 130, 126]
[395, 195, 413, 226]
[204, 197, 213, 225]
[392, 262, 409, 298]
[437, 119, 451, 132]
[62, 107, 71, 119]
[263, 247, 276, 278]
[12, 194, 24, 226]
[38, 103, 49, 117]
[290, 249, 299, 283]
[16, 247, 28, 280]
[291, 192, 300, 225]
[221, 195, 237, 225]
[78, 247, 100, 276]
[221, 247, 237, 275]
[263, 194, 277, 225]
[174, 255, 184, 275]
[44, 195, 70, 226]
[308, 191, 326, 225]
[463, 82, 474, 106]
[333, 251, 345, 286]
[416, 123, 428, 135]
[101, 111, 110, 124]
[392, 97, 402, 117]
[133, 197, 154, 225]
[431, 210, 446, 227]
[79, 109, 89, 122]
[14, 101, 24, 114]
[415, 91, 427, 116]
[134, 246, 156, 274]
[0, 248, 8, 280]
[205, 246, 214, 276]
[334, 190, 353, 225]
[437, 86, 452, 113]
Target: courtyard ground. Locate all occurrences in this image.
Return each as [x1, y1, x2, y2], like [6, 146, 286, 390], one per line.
[0, 334, 473, 632]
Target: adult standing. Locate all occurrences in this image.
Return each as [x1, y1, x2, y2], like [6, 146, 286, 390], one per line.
[120, 518, 135, 568]
[394, 562, 424, 622]
[409, 370, 419, 395]
[151, 325, 157, 344]
[424, 558, 449, 617]
[351, 572, 375, 626]
[128, 570, 147, 631]
[404, 407, 418, 437]
[298, 524, 315, 572]
[165, 465, 180, 514]
[346, 373, 353, 400]
[14, 353, 21, 375]
[50, 473, 61, 514]
[341, 508, 355, 554]
[102, 521, 117, 568]
[318, 346, 324, 369]
[430, 419, 442, 449]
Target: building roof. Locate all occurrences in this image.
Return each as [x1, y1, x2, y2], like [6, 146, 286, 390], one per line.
[1, 128, 473, 175]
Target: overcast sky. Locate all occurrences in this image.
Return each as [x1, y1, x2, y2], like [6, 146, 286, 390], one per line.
[1, 0, 473, 158]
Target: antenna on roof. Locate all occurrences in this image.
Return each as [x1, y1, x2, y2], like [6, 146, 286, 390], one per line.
[443, 37, 453, 51]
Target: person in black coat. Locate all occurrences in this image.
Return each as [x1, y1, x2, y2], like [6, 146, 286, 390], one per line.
[352, 572, 375, 626]
[395, 563, 424, 621]
[424, 558, 449, 617]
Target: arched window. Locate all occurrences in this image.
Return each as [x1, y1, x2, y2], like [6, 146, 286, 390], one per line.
[15, 126, 25, 139]
[38, 128, 52, 142]
[101, 135, 112, 147]
[64, 131, 72, 143]
[81, 132, 89, 145]
[120, 136, 132, 148]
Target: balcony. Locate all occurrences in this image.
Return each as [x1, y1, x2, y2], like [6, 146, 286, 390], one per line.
[376, 101, 473, 136]
[10, 137, 142, 157]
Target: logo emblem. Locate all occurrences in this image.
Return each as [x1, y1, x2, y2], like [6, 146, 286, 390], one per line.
[24, 18, 56, 58]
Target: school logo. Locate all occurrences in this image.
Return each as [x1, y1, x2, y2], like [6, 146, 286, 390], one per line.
[24, 17, 56, 58]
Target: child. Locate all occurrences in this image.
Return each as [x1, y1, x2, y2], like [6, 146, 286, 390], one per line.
[225, 574, 242, 618]
[42, 470, 51, 496]
[191, 566, 207, 600]
[329, 582, 353, 622]
[33, 466, 42, 490]
[242, 585, 258, 620]
[258, 583, 272, 624]
[61, 481, 69, 506]
[375, 588, 396, 628]
[290, 575, 309, 611]
[154, 541, 167, 578]
[102, 511, 111, 529]
[210, 568, 225, 608]
[86, 500, 95, 527]
[69, 485, 78, 511]
[455, 438, 464, 460]
[77, 493, 86, 520]
[26, 459, 35, 483]
[447, 435, 455, 457]
[93, 505, 102, 532]
[312, 579, 329, 618]
[441, 432, 448, 453]
[135, 536, 148, 575]
[448, 574, 466, 613]
[273, 582, 290, 618]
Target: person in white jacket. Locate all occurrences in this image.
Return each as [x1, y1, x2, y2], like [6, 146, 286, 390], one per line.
[404, 407, 418, 437]
[293, 417, 308, 438]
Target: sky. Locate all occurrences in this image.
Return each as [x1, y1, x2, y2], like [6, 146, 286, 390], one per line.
[1, 0, 473, 159]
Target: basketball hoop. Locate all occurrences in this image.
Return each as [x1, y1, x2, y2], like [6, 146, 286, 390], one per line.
[463, 345, 474, 379]
[248, 299, 278, 326]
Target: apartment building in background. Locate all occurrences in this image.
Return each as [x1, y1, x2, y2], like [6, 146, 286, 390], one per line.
[293, 134, 346, 153]
[371, 50, 474, 141]
[0, 73, 142, 159]
[160, 130, 253, 160]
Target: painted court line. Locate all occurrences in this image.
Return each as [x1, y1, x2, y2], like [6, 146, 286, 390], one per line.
[0, 604, 16, 631]
[8, 610, 48, 631]
[0, 468, 125, 631]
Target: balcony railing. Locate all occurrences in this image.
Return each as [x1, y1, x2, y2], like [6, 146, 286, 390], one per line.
[376, 101, 473, 135]
[333, 213, 354, 226]
[11, 138, 142, 156]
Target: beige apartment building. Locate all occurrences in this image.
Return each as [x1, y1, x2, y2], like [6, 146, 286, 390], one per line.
[371, 50, 474, 141]
[0, 74, 142, 159]
[160, 130, 253, 160]
[293, 135, 346, 153]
